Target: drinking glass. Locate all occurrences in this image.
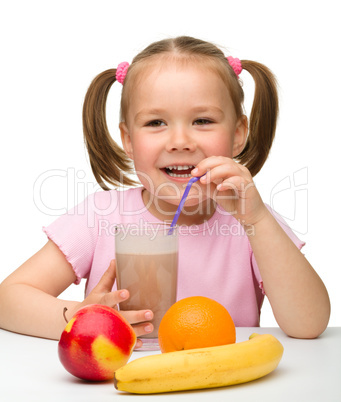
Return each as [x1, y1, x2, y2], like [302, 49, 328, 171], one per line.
[115, 222, 178, 351]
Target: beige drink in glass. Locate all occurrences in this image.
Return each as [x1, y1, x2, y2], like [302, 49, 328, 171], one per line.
[115, 222, 178, 351]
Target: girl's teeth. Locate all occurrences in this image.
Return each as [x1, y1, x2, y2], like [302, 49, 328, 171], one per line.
[168, 172, 192, 178]
[165, 165, 195, 178]
[176, 165, 190, 171]
[166, 165, 195, 171]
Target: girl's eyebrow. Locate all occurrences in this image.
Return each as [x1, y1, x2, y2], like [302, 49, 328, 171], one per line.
[134, 106, 224, 123]
[134, 108, 165, 122]
[190, 106, 224, 117]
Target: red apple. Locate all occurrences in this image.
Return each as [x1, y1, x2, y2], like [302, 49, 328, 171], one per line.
[58, 304, 136, 381]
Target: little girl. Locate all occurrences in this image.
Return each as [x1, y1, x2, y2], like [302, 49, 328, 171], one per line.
[0, 36, 330, 345]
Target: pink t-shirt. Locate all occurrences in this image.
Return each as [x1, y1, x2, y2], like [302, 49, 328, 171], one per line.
[43, 187, 304, 327]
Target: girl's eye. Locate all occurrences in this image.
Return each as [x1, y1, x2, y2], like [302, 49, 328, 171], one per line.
[146, 120, 165, 127]
[194, 119, 213, 125]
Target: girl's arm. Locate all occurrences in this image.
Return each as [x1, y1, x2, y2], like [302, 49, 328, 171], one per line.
[194, 157, 331, 338]
[247, 208, 330, 339]
[0, 240, 153, 342]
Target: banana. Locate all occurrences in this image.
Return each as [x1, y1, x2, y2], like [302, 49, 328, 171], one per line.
[114, 333, 284, 394]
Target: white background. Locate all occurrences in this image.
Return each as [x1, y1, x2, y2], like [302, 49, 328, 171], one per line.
[0, 0, 340, 327]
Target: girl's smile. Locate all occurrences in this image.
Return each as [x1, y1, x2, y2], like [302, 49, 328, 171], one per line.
[161, 164, 195, 179]
[120, 58, 246, 222]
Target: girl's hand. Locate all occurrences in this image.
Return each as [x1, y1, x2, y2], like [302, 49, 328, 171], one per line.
[192, 156, 268, 227]
[66, 260, 153, 349]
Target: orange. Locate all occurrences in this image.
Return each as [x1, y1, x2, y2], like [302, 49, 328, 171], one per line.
[158, 296, 236, 353]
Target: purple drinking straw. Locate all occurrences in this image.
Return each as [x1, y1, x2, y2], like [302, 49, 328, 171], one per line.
[168, 175, 205, 235]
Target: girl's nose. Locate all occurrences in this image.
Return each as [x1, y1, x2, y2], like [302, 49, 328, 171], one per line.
[166, 127, 196, 152]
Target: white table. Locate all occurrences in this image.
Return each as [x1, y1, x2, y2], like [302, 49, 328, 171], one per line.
[1, 327, 340, 401]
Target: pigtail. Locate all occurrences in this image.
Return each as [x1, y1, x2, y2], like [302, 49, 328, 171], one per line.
[234, 60, 279, 176]
[82, 69, 137, 190]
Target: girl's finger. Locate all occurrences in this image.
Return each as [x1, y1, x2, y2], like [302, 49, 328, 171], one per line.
[192, 156, 232, 172]
[200, 163, 247, 186]
[119, 309, 154, 325]
[99, 288, 130, 308]
[192, 157, 243, 183]
[134, 339, 143, 349]
[130, 322, 154, 337]
[217, 175, 254, 192]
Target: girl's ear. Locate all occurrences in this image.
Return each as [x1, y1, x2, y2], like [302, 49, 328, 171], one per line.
[233, 115, 248, 157]
[119, 122, 134, 160]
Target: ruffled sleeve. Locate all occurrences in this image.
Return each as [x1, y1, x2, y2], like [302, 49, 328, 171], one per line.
[42, 192, 104, 284]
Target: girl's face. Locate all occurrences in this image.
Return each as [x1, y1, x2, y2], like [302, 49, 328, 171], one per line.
[120, 59, 247, 220]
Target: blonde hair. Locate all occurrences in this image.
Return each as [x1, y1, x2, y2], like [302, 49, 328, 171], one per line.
[83, 36, 278, 190]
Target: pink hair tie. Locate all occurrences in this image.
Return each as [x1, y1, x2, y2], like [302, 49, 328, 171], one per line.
[116, 61, 130, 84]
[227, 56, 242, 78]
